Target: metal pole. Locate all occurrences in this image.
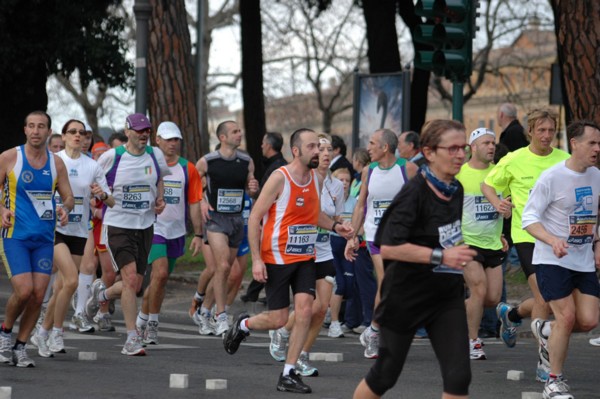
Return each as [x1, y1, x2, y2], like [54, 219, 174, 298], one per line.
[452, 81, 464, 122]
[195, 0, 205, 134]
[133, 0, 152, 114]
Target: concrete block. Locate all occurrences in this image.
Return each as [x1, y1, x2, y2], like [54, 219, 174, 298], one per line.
[206, 379, 227, 390]
[521, 392, 543, 399]
[170, 374, 189, 389]
[309, 352, 326, 361]
[78, 352, 97, 361]
[325, 353, 344, 362]
[507, 370, 525, 381]
[0, 387, 11, 399]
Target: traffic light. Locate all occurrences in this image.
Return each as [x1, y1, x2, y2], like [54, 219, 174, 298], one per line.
[413, 0, 477, 82]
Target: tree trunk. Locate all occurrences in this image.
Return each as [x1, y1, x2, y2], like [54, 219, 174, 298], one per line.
[362, 0, 401, 73]
[551, 0, 600, 125]
[240, 0, 267, 178]
[147, 0, 202, 161]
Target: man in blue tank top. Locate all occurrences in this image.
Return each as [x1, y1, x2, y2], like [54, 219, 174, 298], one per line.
[0, 111, 74, 368]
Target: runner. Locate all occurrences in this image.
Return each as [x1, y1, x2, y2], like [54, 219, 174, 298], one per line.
[86, 113, 170, 356]
[136, 121, 203, 344]
[353, 119, 476, 399]
[482, 108, 570, 381]
[456, 128, 507, 361]
[345, 129, 418, 358]
[31, 119, 113, 356]
[222, 128, 351, 393]
[196, 121, 258, 335]
[522, 120, 600, 399]
[0, 111, 73, 367]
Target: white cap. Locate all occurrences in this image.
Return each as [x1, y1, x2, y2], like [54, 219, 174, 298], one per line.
[84, 122, 93, 132]
[469, 128, 495, 145]
[157, 121, 182, 140]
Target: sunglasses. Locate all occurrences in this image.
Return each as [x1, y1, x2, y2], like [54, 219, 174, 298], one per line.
[65, 129, 90, 136]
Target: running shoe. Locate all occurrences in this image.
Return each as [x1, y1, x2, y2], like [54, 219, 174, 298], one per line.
[189, 297, 203, 319]
[70, 313, 95, 333]
[121, 335, 145, 356]
[543, 375, 573, 399]
[269, 329, 289, 362]
[197, 314, 215, 336]
[496, 302, 520, 348]
[12, 345, 35, 367]
[223, 313, 249, 355]
[30, 331, 53, 358]
[191, 310, 202, 326]
[531, 319, 550, 362]
[71, 292, 78, 312]
[277, 369, 312, 394]
[296, 352, 318, 377]
[537, 360, 550, 383]
[48, 330, 66, 353]
[33, 306, 46, 337]
[360, 327, 379, 359]
[328, 321, 344, 338]
[352, 325, 367, 334]
[589, 336, 600, 346]
[0, 331, 12, 363]
[213, 315, 229, 336]
[469, 338, 486, 360]
[85, 279, 106, 319]
[94, 313, 116, 332]
[143, 321, 159, 345]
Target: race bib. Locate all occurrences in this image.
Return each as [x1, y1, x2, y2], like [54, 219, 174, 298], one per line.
[26, 190, 54, 220]
[373, 199, 392, 225]
[340, 211, 352, 224]
[433, 220, 464, 274]
[163, 180, 183, 205]
[122, 185, 151, 210]
[67, 196, 84, 223]
[567, 215, 596, 245]
[285, 224, 318, 256]
[474, 195, 499, 221]
[217, 189, 243, 213]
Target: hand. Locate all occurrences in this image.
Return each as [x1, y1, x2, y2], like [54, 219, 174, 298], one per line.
[200, 200, 213, 224]
[501, 235, 509, 252]
[1, 207, 14, 228]
[344, 237, 359, 261]
[89, 183, 103, 198]
[549, 237, 569, 258]
[155, 197, 166, 215]
[189, 236, 202, 257]
[335, 222, 354, 240]
[440, 245, 477, 270]
[496, 197, 515, 218]
[247, 178, 259, 196]
[252, 259, 268, 283]
[57, 207, 69, 226]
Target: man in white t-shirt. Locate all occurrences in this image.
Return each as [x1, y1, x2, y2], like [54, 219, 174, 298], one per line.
[522, 120, 600, 399]
[87, 113, 170, 356]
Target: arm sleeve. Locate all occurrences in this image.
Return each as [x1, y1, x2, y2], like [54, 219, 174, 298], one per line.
[186, 161, 203, 204]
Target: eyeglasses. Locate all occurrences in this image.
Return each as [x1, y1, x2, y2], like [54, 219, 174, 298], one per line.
[65, 129, 89, 136]
[132, 128, 151, 134]
[435, 144, 470, 155]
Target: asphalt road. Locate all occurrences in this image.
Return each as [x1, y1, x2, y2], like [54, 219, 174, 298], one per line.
[1, 276, 599, 399]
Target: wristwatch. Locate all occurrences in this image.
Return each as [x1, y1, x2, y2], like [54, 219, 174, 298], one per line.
[430, 248, 443, 265]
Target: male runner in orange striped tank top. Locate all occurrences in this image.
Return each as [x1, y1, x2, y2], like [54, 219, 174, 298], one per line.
[223, 128, 352, 394]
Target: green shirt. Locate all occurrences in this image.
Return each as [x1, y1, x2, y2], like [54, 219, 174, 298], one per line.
[456, 163, 502, 250]
[484, 146, 570, 243]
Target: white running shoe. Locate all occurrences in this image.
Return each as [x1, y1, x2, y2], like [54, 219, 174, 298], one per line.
[198, 314, 215, 336]
[213, 316, 229, 336]
[48, 330, 66, 354]
[328, 321, 344, 338]
[269, 329, 289, 362]
[0, 332, 12, 363]
[543, 376, 573, 399]
[30, 331, 53, 358]
[121, 335, 145, 356]
[589, 336, 600, 346]
[360, 327, 379, 359]
[469, 338, 486, 360]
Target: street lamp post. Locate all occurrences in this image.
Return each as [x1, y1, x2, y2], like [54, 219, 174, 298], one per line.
[133, 0, 152, 114]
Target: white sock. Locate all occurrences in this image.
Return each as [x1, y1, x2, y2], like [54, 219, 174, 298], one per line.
[148, 313, 159, 323]
[52, 327, 62, 334]
[240, 318, 250, 333]
[200, 306, 211, 317]
[283, 364, 294, 376]
[127, 330, 138, 339]
[38, 327, 48, 337]
[76, 273, 94, 315]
